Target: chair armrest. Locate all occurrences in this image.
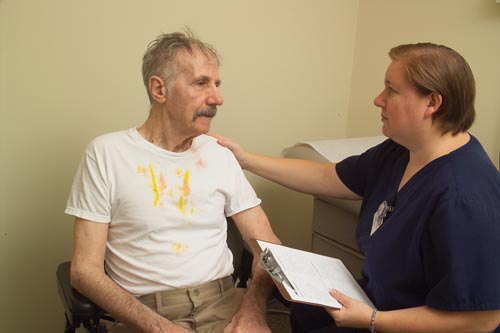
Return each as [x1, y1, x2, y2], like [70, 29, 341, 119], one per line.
[56, 261, 103, 318]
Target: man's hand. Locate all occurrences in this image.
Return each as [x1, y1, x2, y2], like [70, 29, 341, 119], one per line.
[324, 289, 373, 329]
[223, 292, 271, 333]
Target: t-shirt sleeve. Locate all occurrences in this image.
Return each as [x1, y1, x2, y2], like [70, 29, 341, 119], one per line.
[221, 150, 261, 217]
[65, 143, 112, 223]
[424, 196, 500, 311]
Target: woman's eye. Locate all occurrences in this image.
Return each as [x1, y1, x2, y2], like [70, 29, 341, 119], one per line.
[387, 87, 397, 95]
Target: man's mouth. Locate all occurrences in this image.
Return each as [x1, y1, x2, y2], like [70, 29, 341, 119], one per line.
[193, 106, 217, 120]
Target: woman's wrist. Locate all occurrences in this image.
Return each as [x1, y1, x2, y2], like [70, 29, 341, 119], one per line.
[369, 308, 377, 333]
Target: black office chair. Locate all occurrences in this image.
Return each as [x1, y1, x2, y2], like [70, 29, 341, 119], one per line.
[56, 219, 289, 333]
[57, 261, 110, 333]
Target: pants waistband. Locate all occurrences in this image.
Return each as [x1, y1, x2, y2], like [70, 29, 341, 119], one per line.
[138, 276, 234, 307]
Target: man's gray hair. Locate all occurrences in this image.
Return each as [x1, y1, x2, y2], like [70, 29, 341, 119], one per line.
[142, 28, 220, 103]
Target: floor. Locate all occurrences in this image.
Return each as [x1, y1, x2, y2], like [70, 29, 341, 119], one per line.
[267, 298, 292, 333]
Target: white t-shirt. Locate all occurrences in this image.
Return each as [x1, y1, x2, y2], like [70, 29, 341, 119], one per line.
[65, 128, 261, 296]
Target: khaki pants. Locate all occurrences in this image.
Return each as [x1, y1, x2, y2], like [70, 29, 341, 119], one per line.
[108, 276, 246, 333]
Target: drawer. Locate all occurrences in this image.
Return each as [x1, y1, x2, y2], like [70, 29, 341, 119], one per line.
[315, 195, 362, 215]
[312, 198, 360, 251]
[312, 233, 364, 279]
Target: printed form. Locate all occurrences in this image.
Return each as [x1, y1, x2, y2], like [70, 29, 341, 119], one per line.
[256, 240, 375, 309]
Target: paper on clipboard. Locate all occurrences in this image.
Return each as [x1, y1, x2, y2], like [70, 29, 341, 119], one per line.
[255, 239, 375, 309]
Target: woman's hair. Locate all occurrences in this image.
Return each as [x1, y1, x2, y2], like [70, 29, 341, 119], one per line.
[142, 28, 220, 103]
[389, 43, 475, 134]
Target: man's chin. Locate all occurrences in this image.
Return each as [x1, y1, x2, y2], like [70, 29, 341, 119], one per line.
[194, 120, 213, 135]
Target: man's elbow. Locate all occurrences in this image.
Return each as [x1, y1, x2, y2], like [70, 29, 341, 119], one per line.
[69, 261, 102, 293]
[69, 262, 87, 291]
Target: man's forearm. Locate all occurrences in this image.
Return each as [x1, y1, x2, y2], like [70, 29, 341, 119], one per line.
[70, 267, 185, 333]
[250, 256, 275, 297]
[235, 248, 277, 323]
[228, 206, 281, 332]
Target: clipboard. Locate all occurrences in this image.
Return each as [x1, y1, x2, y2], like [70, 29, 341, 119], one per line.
[254, 239, 375, 309]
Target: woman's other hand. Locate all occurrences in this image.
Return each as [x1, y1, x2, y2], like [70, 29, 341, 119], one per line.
[325, 289, 374, 330]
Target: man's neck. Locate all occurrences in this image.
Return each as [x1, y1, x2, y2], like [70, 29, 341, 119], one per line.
[137, 109, 196, 153]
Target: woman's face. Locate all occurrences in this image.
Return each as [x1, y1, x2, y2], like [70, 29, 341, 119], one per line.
[373, 60, 432, 145]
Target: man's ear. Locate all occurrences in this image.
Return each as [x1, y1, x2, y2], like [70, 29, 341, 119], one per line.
[425, 92, 443, 117]
[149, 76, 167, 103]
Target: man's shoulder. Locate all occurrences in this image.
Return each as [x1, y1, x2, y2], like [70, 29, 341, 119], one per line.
[195, 134, 229, 153]
[89, 129, 131, 146]
[84, 129, 134, 155]
[194, 135, 241, 168]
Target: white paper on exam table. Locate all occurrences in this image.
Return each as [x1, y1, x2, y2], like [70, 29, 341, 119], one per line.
[284, 136, 387, 162]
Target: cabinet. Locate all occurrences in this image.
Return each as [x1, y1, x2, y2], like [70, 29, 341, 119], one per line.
[311, 196, 364, 278]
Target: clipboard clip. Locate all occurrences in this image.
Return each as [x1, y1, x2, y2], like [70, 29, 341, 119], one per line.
[259, 248, 298, 294]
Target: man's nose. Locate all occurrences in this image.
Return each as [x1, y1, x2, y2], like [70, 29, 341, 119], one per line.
[208, 86, 223, 106]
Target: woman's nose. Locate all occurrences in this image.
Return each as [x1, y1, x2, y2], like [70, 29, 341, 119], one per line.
[373, 91, 384, 108]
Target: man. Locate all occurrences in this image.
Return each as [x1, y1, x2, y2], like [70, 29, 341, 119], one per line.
[65, 30, 280, 333]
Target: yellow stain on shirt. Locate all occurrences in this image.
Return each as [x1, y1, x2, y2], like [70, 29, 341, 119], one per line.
[172, 242, 190, 254]
[178, 195, 185, 215]
[158, 173, 166, 193]
[136, 166, 147, 175]
[174, 168, 193, 217]
[195, 158, 206, 168]
[183, 170, 191, 196]
[148, 164, 160, 207]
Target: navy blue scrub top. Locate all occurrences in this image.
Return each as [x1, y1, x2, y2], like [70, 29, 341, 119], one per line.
[336, 136, 500, 331]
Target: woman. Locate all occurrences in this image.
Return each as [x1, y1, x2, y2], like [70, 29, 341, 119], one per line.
[214, 43, 500, 332]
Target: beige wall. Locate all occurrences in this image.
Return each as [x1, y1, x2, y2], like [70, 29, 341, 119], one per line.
[348, 0, 500, 165]
[1, 1, 498, 332]
[0, 1, 358, 332]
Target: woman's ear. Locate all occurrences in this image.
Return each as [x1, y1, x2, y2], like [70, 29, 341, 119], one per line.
[149, 76, 167, 103]
[425, 92, 443, 117]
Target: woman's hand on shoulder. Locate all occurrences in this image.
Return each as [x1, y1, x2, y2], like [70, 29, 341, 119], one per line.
[209, 133, 249, 169]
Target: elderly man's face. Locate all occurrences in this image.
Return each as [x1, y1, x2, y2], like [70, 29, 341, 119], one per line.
[164, 47, 223, 137]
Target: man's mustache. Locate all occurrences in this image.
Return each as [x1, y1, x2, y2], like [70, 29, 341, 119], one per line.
[193, 106, 217, 120]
